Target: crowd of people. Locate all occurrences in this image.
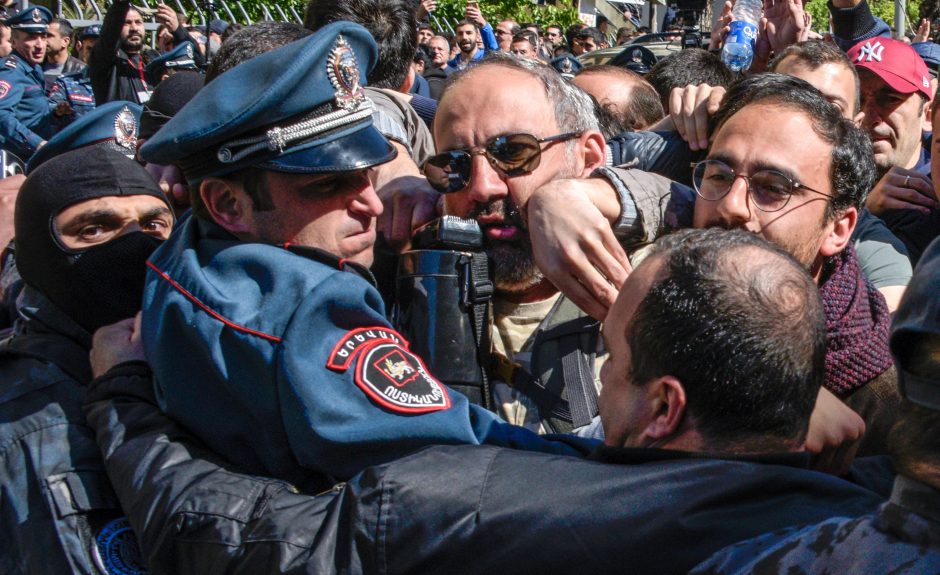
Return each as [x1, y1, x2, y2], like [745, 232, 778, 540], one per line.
[0, 0, 937, 572]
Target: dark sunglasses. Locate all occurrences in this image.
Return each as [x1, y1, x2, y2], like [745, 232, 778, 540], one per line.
[423, 132, 582, 193]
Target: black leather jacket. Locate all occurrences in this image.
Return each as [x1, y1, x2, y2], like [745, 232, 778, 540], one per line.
[84, 365, 887, 575]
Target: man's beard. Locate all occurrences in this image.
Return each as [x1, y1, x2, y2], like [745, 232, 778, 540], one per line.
[459, 40, 475, 54]
[120, 35, 143, 54]
[470, 198, 544, 294]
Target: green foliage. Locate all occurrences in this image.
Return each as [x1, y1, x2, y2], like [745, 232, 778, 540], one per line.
[805, 0, 921, 36]
[430, 0, 581, 32]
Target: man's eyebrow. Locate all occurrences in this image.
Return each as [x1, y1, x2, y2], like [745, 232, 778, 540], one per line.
[707, 152, 802, 185]
[59, 208, 123, 228]
[139, 205, 173, 220]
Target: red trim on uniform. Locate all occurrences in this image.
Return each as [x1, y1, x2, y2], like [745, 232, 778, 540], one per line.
[147, 260, 282, 343]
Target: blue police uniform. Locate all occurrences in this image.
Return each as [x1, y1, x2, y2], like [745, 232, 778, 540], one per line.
[0, 6, 56, 159]
[143, 41, 199, 86]
[139, 21, 589, 491]
[47, 72, 96, 130]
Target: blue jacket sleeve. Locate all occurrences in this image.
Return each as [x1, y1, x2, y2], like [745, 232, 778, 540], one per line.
[481, 23, 499, 52]
[276, 272, 590, 480]
[0, 70, 43, 156]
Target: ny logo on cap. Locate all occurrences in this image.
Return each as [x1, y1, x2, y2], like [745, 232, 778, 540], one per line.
[857, 41, 884, 63]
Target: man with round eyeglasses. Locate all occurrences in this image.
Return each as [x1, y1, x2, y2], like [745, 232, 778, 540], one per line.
[529, 73, 900, 467]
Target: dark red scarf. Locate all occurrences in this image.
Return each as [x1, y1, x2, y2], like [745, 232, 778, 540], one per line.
[819, 243, 894, 395]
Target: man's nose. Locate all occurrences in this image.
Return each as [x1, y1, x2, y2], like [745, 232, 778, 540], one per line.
[714, 175, 753, 227]
[462, 153, 508, 206]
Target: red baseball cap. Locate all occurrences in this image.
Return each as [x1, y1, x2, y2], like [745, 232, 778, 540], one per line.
[848, 37, 932, 100]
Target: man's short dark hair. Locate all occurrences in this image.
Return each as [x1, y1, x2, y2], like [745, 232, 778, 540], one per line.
[206, 21, 311, 81]
[577, 26, 604, 45]
[304, 0, 418, 89]
[512, 30, 537, 50]
[575, 65, 664, 131]
[565, 22, 585, 47]
[413, 44, 430, 67]
[646, 48, 735, 109]
[455, 19, 479, 30]
[769, 39, 861, 116]
[709, 73, 875, 217]
[50, 17, 73, 38]
[628, 228, 826, 450]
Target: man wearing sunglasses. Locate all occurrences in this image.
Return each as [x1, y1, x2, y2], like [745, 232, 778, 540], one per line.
[134, 23, 585, 494]
[529, 73, 897, 469]
[423, 52, 678, 434]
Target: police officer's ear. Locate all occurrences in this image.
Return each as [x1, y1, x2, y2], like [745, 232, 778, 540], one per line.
[199, 176, 255, 236]
[573, 130, 607, 178]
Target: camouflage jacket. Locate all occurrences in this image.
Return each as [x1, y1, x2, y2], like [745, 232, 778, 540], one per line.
[693, 473, 940, 574]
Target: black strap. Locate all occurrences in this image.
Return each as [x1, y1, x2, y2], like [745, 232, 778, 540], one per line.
[560, 337, 598, 429]
[465, 252, 493, 410]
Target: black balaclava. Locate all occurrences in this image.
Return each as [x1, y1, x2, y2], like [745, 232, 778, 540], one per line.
[15, 146, 172, 333]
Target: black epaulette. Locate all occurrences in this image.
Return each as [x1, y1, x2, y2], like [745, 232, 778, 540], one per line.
[3, 57, 16, 69]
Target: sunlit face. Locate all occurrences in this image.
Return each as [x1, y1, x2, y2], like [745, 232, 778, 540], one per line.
[12, 29, 45, 65]
[239, 170, 382, 267]
[55, 195, 173, 249]
[578, 36, 597, 53]
[597, 255, 666, 447]
[495, 20, 515, 50]
[120, 8, 144, 53]
[510, 40, 535, 59]
[0, 26, 11, 57]
[44, 22, 68, 58]
[692, 103, 837, 274]
[456, 23, 477, 55]
[859, 69, 930, 173]
[545, 27, 562, 46]
[436, 66, 578, 293]
[417, 27, 433, 46]
[775, 57, 858, 121]
[428, 36, 449, 67]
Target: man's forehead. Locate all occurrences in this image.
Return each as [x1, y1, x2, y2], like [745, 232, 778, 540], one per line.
[437, 68, 554, 146]
[602, 254, 666, 340]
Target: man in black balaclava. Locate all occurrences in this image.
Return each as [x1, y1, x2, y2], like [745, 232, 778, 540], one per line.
[0, 145, 173, 573]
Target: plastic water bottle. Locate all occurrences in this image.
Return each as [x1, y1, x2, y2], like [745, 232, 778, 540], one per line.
[721, 0, 762, 72]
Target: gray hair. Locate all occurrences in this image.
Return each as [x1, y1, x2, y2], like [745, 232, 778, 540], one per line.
[441, 51, 600, 134]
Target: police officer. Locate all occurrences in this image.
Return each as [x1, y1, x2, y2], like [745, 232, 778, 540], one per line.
[138, 20, 584, 492]
[0, 5, 61, 159]
[143, 40, 199, 86]
[0, 146, 172, 575]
